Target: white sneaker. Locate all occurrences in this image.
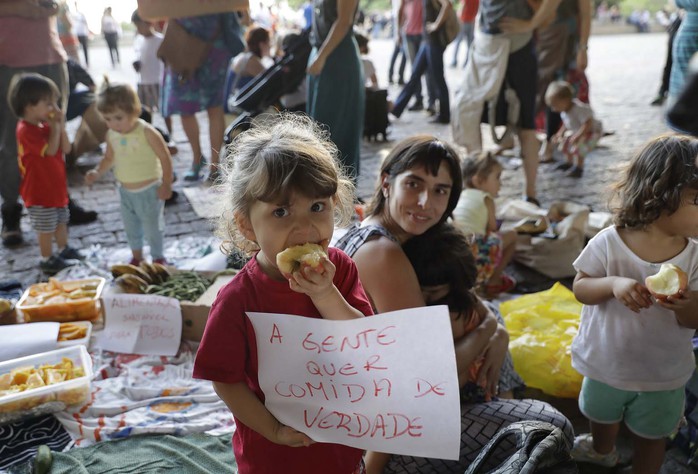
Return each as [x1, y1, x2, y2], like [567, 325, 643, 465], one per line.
[571, 433, 619, 467]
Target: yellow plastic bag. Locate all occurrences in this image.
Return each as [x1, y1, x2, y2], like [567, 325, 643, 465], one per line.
[500, 282, 583, 398]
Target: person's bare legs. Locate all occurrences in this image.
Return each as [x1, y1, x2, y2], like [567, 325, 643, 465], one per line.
[38, 232, 54, 258]
[131, 248, 144, 263]
[72, 103, 108, 159]
[590, 421, 620, 456]
[488, 229, 517, 285]
[631, 434, 665, 474]
[518, 128, 539, 200]
[180, 114, 203, 166]
[71, 124, 98, 162]
[55, 223, 67, 250]
[539, 138, 554, 162]
[207, 106, 225, 170]
[82, 103, 108, 142]
[576, 153, 586, 170]
[164, 116, 173, 136]
[493, 131, 516, 155]
[562, 137, 575, 165]
[38, 225, 68, 258]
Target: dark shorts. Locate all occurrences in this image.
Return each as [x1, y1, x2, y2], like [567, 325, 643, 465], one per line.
[66, 90, 94, 122]
[505, 40, 537, 130]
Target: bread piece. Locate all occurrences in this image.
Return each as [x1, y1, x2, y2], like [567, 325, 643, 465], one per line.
[276, 243, 327, 274]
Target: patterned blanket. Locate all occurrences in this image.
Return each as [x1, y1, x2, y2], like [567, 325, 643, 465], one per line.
[54, 340, 235, 446]
[0, 415, 71, 471]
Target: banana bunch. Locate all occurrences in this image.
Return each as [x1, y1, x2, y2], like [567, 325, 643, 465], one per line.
[111, 262, 172, 294]
[0, 298, 12, 313]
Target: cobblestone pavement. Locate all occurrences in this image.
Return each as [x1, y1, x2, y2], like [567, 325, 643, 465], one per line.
[2, 33, 695, 473]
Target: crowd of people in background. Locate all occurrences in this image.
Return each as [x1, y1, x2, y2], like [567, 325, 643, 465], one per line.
[2, 1, 698, 473]
[0, 0, 691, 287]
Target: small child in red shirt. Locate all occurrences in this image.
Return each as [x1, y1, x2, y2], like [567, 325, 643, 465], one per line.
[8, 73, 83, 274]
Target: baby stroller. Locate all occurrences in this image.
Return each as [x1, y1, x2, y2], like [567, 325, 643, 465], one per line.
[223, 30, 312, 147]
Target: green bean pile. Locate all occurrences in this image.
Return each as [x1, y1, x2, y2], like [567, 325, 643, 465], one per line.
[145, 272, 213, 301]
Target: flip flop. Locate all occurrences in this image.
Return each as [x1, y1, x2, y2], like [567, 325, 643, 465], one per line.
[485, 274, 517, 297]
[524, 195, 541, 207]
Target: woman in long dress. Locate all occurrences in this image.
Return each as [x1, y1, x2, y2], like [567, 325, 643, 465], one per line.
[307, 0, 365, 182]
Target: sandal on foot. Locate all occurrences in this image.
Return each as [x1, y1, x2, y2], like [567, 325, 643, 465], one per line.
[206, 166, 221, 184]
[566, 166, 584, 178]
[485, 274, 517, 296]
[184, 157, 206, 181]
[539, 142, 555, 163]
[523, 195, 541, 207]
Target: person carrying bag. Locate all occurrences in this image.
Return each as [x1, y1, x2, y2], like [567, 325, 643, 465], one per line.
[157, 20, 218, 83]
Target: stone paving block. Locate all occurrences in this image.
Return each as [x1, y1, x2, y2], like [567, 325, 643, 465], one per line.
[165, 213, 181, 225]
[10, 251, 42, 273]
[81, 233, 117, 246]
[164, 222, 195, 236]
[190, 220, 214, 233]
[99, 222, 122, 234]
[69, 223, 105, 238]
[176, 211, 202, 223]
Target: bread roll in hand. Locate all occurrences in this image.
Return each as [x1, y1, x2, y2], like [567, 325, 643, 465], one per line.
[276, 243, 327, 275]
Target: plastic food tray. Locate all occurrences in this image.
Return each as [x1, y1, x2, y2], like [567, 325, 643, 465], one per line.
[56, 321, 93, 348]
[0, 345, 92, 425]
[16, 278, 106, 323]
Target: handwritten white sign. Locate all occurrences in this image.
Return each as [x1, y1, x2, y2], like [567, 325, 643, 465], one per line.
[98, 295, 182, 356]
[247, 306, 460, 460]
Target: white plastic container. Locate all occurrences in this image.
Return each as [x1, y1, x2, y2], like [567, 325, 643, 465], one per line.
[16, 278, 106, 323]
[0, 345, 92, 424]
[56, 321, 93, 348]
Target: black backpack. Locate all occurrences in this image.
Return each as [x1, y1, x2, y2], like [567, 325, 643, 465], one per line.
[464, 421, 578, 474]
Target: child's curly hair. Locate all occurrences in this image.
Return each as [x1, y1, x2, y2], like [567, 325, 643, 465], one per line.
[612, 133, 698, 229]
[216, 113, 356, 254]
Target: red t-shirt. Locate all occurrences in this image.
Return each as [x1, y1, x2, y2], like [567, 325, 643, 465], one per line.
[193, 248, 373, 474]
[460, 0, 480, 23]
[402, 0, 424, 35]
[16, 120, 68, 208]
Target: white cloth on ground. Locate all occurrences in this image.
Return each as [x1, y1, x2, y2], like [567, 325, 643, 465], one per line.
[54, 340, 235, 446]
